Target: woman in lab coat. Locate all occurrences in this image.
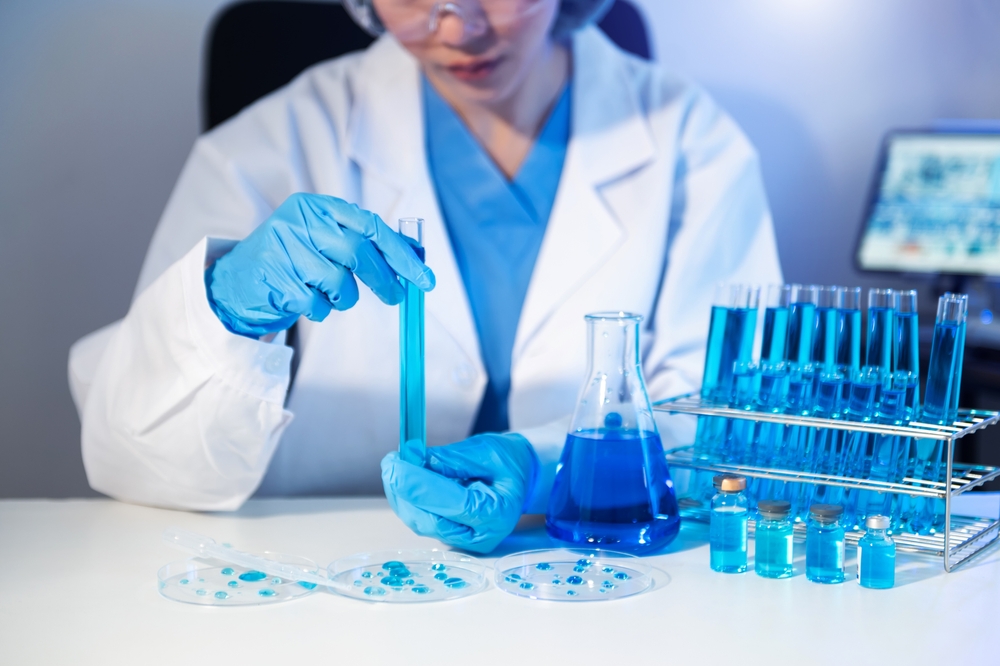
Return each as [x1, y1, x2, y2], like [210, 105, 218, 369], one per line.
[69, 0, 782, 552]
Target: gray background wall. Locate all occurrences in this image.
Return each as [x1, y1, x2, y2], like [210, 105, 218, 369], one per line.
[1, 0, 998, 497]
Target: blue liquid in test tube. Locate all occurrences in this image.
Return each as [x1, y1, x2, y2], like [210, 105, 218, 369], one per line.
[812, 286, 842, 371]
[806, 371, 847, 517]
[784, 285, 817, 366]
[399, 218, 426, 465]
[761, 284, 790, 363]
[841, 368, 880, 530]
[894, 290, 920, 418]
[866, 289, 896, 403]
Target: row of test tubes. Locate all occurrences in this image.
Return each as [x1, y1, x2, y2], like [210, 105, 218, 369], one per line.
[693, 283, 969, 534]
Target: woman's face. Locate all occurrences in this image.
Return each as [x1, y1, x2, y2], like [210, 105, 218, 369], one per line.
[372, 0, 562, 105]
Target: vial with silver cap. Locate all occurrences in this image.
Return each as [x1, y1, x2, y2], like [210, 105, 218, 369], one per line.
[710, 474, 749, 573]
[755, 499, 794, 579]
[858, 514, 895, 589]
[806, 503, 845, 584]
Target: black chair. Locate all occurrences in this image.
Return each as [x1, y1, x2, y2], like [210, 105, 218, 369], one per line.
[203, 0, 651, 131]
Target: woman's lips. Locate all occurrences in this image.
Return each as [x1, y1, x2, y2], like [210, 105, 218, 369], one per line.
[446, 56, 502, 82]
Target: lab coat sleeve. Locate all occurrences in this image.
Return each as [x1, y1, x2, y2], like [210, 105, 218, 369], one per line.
[78, 236, 294, 510]
[644, 86, 783, 447]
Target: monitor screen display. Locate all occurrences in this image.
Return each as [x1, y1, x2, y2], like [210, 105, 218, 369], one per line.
[856, 132, 1000, 275]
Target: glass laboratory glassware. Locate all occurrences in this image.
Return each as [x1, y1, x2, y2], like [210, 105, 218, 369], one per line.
[840, 367, 881, 530]
[922, 293, 968, 424]
[837, 287, 862, 373]
[806, 504, 846, 584]
[755, 499, 794, 579]
[546, 312, 681, 554]
[784, 284, 818, 366]
[398, 218, 426, 465]
[857, 515, 895, 589]
[726, 361, 761, 464]
[866, 289, 897, 393]
[812, 286, 842, 370]
[782, 363, 818, 517]
[894, 290, 920, 418]
[806, 370, 848, 516]
[761, 284, 791, 362]
[856, 381, 909, 529]
[749, 361, 790, 508]
[710, 475, 749, 573]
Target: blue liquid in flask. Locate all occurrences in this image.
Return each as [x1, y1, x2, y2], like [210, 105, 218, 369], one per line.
[546, 429, 680, 554]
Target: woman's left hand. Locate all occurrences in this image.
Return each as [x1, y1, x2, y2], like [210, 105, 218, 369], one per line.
[380, 433, 539, 554]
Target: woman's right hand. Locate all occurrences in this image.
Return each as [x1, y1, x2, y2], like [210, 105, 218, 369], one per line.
[206, 193, 435, 337]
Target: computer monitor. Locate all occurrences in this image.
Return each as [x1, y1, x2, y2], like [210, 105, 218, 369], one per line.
[855, 130, 1000, 276]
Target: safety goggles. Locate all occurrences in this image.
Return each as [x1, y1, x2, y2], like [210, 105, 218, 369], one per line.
[380, 0, 550, 43]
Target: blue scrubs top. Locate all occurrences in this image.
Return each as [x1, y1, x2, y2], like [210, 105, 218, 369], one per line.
[423, 77, 571, 434]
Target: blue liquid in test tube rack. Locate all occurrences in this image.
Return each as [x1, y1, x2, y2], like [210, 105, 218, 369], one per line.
[812, 286, 842, 371]
[866, 289, 896, 401]
[761, 285, 790, 363]
[399, 218, 426, 465]
[784, 285, 817, 366]
[894, 290, 920, 419]
[840, 368, 880, 530]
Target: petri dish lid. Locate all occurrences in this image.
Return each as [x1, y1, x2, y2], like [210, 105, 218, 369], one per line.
[494, 548, 653, 602]
[327, 549, 488, 603]
[157, 551, 320, 606]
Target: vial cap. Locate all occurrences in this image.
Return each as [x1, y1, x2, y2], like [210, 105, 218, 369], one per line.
[866, 515, 890, 530]
[713, 474, 746, 492]
[757, 499, 791, 519]
[809, 504, 844, 522]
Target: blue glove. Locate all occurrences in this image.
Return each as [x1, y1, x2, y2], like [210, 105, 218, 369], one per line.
[381, 433, 539, 554]
[206, 193, 435, 337]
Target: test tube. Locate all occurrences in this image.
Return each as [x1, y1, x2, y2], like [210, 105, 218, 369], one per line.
[812, 286, 842, 370]
[785, 284, 818, 366]
[760, 284, 790, 363]
[922, 293, 968, 425]
[893, 290, 920, 419]
[866, 289, 896, 377]
[398, 218, 426, 465]
[700, 283, 760, 405]
[836, 287, 862, 374]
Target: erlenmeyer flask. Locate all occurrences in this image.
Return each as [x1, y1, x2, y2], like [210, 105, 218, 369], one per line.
[545, 312, 681, 553]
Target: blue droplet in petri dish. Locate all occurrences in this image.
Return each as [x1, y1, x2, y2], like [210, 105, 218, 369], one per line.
[258, 589, 277, 597]
[613, 572, 630, 581]
[389, 569, 411, 578]
[220, 568, 235, 576]
[361, 571, 373, 578]
[195, 589, 208, 596]
[353, 580, 364, 587]
[179, 579, 189, 585]
[599, 588, 608, 594]
[382, 561, 404, 570]
[573, 566, 586, 573]
[431, 563, 446, 571]
[576, 559, 592, 567]
[519, 582, 535, 590]
[552, 579, 562, 585]
[214, 591, 229, 600]
[567, 576, 584, 585]
[227, 581, 239, 588]
[364, 586, 386, 597]
[434, 573, 448, 581]
[535, 563, 553, 571]
[298, 581, 317, 590]
[602, 567, 614, 574]
[380, 576, 403, 587]
[411, 585, 431, 595]
[602, 581, 615, 589]
[238, 571, 267, 582]
[567, 590, 578, 596]
[443, 577, 467, 589]
[271, 578, 281, 585]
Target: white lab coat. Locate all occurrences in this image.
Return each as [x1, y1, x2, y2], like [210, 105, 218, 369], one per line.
[68, 27, 782, 511]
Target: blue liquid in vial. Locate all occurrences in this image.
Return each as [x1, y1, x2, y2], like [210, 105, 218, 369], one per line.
[761, 306, 789, 362]
[755, 518, 794, 579]
[806, 521, 845, 584]
[858, 530, 896, 589]
[399, 240, 426, 465]
[785, 301, 816, 365]
[923, 322, 961, 424]
[546, 429, 681, 553]
[710, 506, 748, 573]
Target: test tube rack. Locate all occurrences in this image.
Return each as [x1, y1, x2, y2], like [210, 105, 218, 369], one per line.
[653, 394, 1000, 572]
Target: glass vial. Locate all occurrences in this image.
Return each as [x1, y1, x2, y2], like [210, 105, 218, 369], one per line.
[858, 514, 895, 589]
[806, 504, 845, 584]
[546, 312, 681, 553]
[710, 474, 749, 573]
[755, 499, 794, 579]
[398, 218, 426, 465]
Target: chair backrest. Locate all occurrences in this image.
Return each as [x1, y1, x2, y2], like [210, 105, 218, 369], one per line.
[203, 0, 651, 131]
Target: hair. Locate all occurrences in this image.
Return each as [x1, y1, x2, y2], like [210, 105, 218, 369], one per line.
[343, 0, 615, 38]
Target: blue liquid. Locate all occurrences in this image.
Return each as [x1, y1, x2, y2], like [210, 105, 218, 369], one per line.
[258, 588, 277, 597]
[812, 306, 839, 368]
[806, 521, 845, 584]
[837, 309, 862, 372]
[785, 301, 816, 365]
[227, 581, 239, 588]
[214, 591, 229, 600]
[238, 571, 267, 582]
[858, 531, 895, 589]
[430, 563, 446, 571]
[220, 568, 234, 576]
[546, 429, 680, 553]
[701, 307, 757, 404]
[755, 518, 794, 578]
[536, 563, 552, 571]
[948, 321, 966, 424]
[762, 306, 789, 362]
[399, 240, 426, 464]
[806, 374, 847, 514]
[710, 506, 748, 573]
[361, 571, 373, 578]
[866, 306, 894, 383]
[297, 581, 317, 590]
[566, 575, 584, 585]
[841, 375, 880, 529]
[613, 572, 630, 580]
[362, 586, 385, 597]
[412, 585, 431, 594]
[923, 322, 961, 424]
[726, 364, 760, 464]
[749, 367, 790, 505]
[443, 577, 466, 589]
[434, 572, 448, 581]
[895, 312, 920, 388]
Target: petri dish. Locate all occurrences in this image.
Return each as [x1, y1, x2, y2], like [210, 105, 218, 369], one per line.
[157, 551, 320, 606]
[328, 549, 488, 603]
[493, 548, 653, 601]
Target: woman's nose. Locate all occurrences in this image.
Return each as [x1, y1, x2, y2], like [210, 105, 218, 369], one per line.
[430, 2, 489, 46]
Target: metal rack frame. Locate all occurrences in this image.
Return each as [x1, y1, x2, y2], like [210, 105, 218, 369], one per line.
[652, 394, 1000, 572]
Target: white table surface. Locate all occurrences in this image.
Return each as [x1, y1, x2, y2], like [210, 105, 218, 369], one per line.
[2, 494, 998, 666]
